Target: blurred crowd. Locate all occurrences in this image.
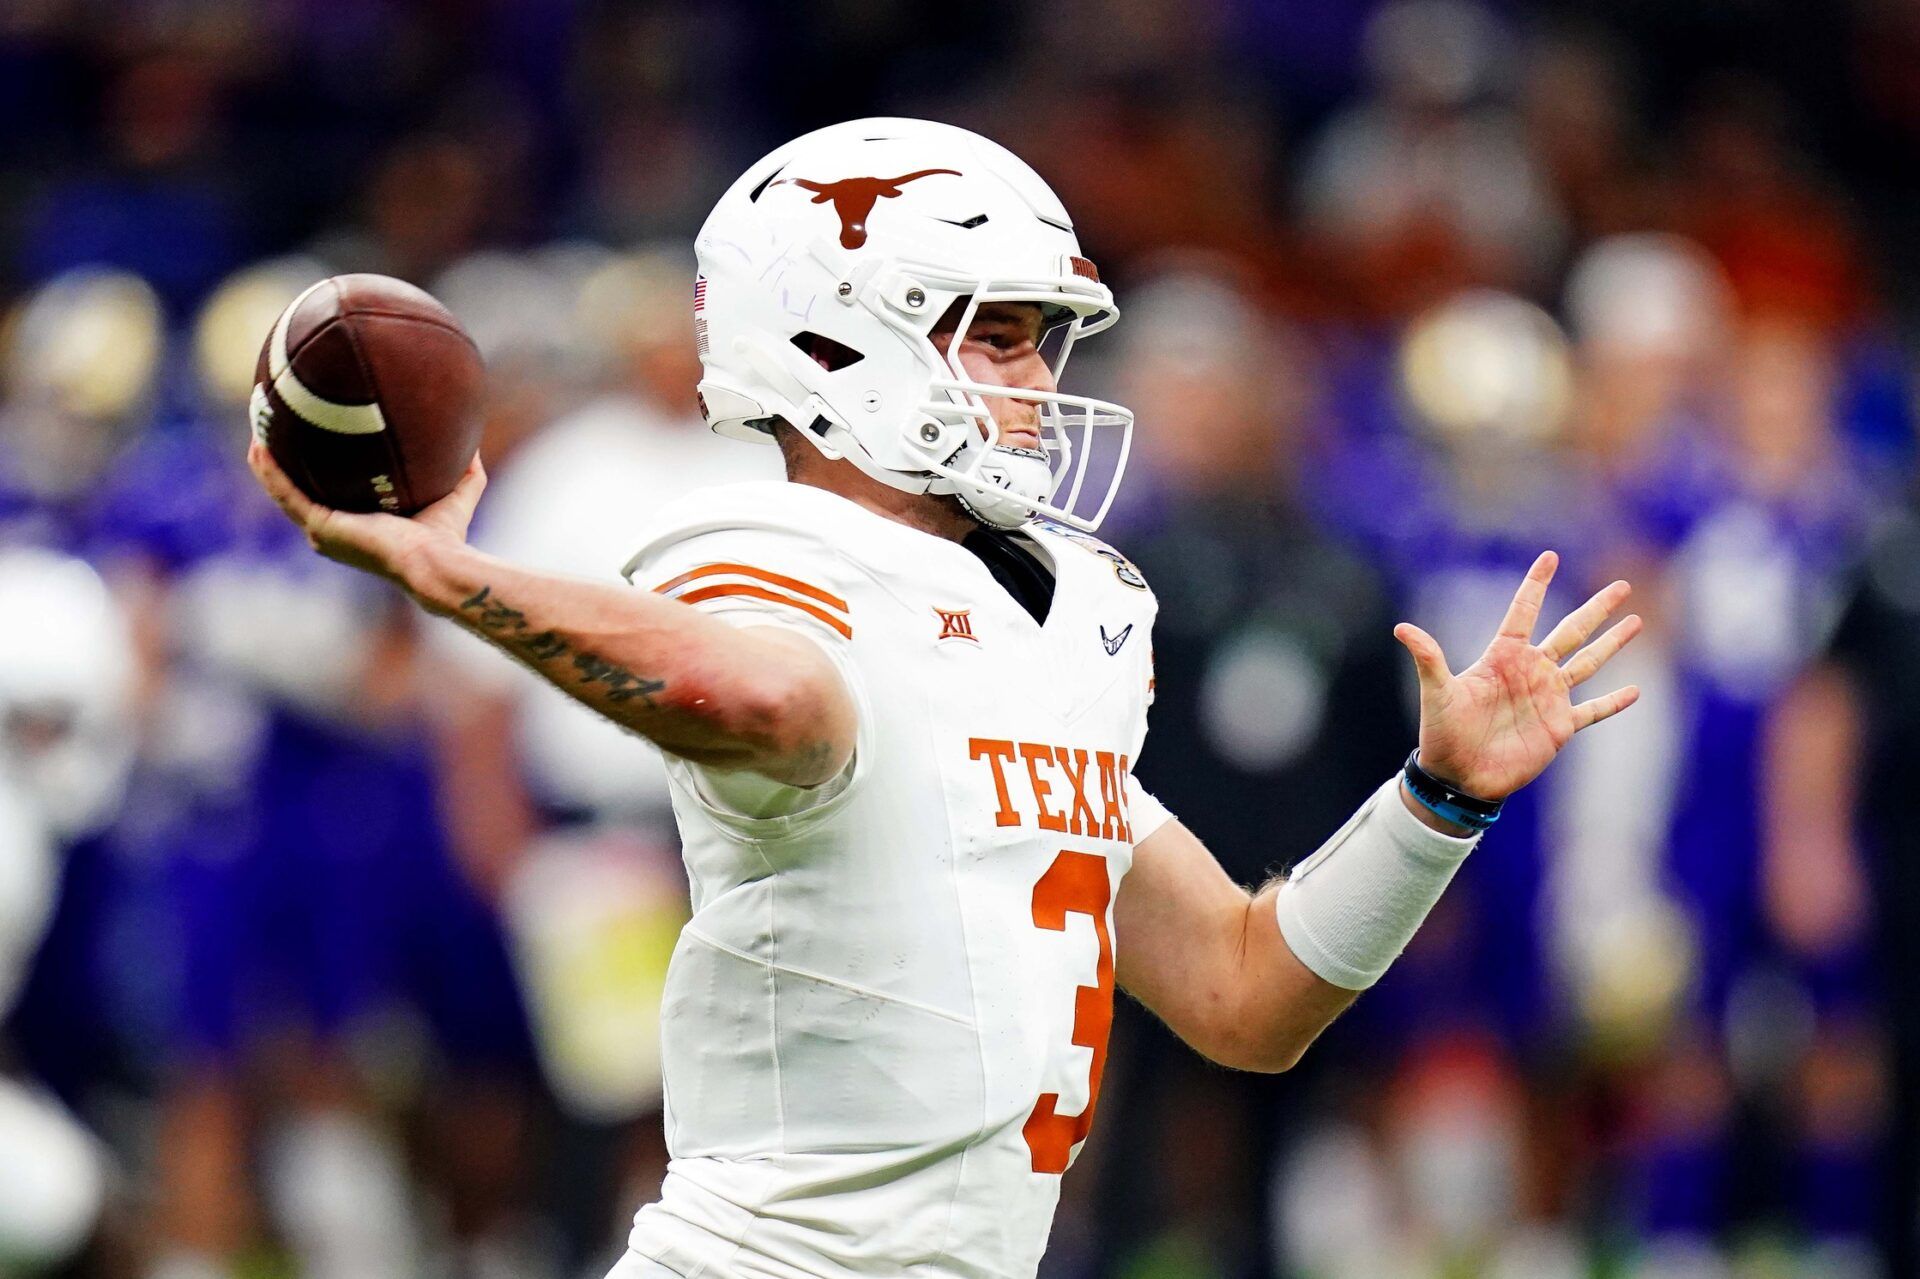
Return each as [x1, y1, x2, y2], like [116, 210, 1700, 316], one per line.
[2, 1, 1919, 1277]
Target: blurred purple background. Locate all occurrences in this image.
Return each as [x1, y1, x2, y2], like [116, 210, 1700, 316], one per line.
[1, 1, 1918, 1277]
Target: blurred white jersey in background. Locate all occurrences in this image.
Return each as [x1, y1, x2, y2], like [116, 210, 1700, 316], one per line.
[452, 397, 774, 820]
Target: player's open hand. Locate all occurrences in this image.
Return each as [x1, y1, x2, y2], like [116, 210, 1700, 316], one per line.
[1394, 551, 1641, 801]
[248, 439, 486, 585]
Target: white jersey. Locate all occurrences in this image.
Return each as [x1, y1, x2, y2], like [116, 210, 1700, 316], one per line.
[620, 481, 1167, 1279]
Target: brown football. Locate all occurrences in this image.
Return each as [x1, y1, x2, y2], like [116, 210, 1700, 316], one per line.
[250, 273, 484, 515]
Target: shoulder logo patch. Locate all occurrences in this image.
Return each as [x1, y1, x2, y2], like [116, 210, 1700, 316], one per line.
[935, 607, 979, 643]
[1035, 519, 1149, 591]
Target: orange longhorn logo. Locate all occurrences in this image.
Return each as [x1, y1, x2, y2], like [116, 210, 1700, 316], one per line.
[776, 170, 962, 249]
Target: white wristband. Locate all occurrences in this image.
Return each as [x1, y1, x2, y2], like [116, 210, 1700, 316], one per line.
[1274, 775, 1483, 990]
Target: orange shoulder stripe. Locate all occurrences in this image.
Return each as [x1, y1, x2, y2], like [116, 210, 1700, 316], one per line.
[652, 562, 848, 613]
[674, 583, 854, 639]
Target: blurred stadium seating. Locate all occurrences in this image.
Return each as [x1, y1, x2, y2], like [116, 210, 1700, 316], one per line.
[1, 1, 1917, 1276]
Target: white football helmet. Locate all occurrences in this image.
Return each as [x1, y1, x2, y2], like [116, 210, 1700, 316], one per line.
[693, 118, 1133, 530]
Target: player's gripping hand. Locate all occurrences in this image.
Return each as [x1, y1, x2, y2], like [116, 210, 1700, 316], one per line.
[248, 439, 486, 587]
[1393, 551, 1641, 802]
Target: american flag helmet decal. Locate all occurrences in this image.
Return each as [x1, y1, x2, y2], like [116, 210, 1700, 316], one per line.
[693, 274, 710, 356]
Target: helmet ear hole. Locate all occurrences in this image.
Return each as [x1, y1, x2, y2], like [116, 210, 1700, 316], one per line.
[791, 331, 866, 372]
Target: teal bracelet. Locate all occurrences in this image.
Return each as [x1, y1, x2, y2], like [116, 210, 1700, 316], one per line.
[1401, 750, 1503, 831]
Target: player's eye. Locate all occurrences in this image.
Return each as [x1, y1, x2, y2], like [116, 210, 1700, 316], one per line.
[973, 325, 1032, 353]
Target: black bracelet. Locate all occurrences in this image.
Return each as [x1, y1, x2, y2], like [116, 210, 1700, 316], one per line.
[1401, 750, 1504, 830]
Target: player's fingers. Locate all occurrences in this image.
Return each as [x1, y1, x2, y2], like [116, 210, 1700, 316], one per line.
[1572, 683, 1640, 731]
[418, 453, 487, 535]
[1394, 622, 1452, 692]
[1540, 579, 1631, 662]
[1562, 614, 1642, 686]
[439, 454, 486, 512]
[1495, 550, 1558, 642]
[456, 452, 487, 502]
[248, 439, 315, 524]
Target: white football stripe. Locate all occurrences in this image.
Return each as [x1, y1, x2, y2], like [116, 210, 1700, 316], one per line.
[268, 280, 388, 436]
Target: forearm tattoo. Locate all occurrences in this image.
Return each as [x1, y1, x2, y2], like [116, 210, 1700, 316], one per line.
[459, 586, 666, 706]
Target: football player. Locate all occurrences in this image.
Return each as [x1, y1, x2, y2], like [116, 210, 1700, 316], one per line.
[249, 118, 1643, 1279]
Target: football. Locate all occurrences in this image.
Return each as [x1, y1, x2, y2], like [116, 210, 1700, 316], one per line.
[250, 273, 484, 515]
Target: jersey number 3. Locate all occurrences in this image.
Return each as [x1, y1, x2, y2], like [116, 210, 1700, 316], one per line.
[1023, 850, 1115, 1174]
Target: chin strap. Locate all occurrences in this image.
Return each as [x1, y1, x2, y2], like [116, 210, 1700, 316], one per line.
[950, 446, 1053, 529]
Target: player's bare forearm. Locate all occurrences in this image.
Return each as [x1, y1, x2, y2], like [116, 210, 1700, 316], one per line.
[400, 536, 853, 784]
[246, 441, 852, 785]
[1115, 818, 1356, 1074]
